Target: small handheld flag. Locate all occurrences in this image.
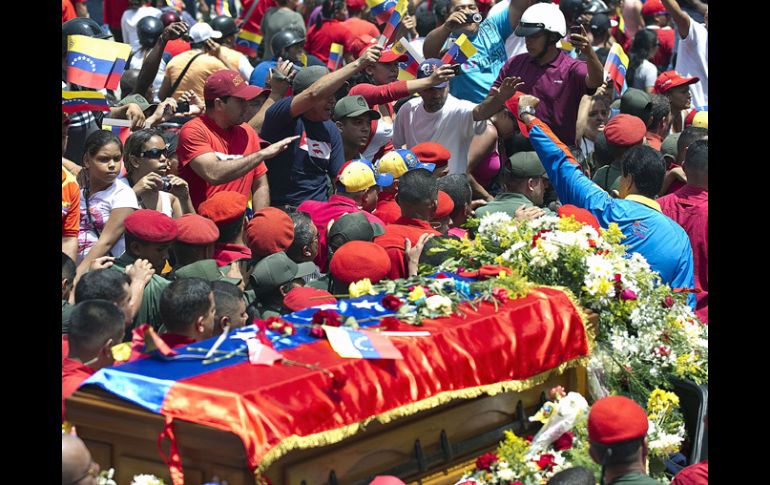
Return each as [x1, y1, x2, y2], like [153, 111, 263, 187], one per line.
[440, 34, 477, 65]
[393, 38, 423, 80]
[235, 29, 262, 53]
[328, 43, 344, 70]
[604, 43, 629, 96]
[323, 326, 404, 359]
[62, 90, 110, 113]
[379, 0, 408, 46]
[165, 0, 185, 10]
[214, 0, 232, 16]
[66, 35, 131, 90]
[367, 0, 398, 25]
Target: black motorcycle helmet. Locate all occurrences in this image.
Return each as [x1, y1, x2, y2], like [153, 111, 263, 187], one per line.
[209, 15, 239, 39]
[137, 16, 164, 49]
[271, 29, 305, 60]
[62, 17, 111, 56]
[559, 0, 587, 24]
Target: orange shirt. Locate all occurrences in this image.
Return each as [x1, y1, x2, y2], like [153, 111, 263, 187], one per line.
[163, 49, 228, 101]
[62, 167, 81, 238]
[375, 217, 441, 280]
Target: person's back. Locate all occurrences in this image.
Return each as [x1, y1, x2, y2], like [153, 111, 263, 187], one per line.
[164, 48, 228, 100]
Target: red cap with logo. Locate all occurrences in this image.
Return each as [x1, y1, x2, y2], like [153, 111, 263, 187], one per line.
[204, 70, 271, 101]
[653, 71, 699, 94]
[641, 0, 668, 16]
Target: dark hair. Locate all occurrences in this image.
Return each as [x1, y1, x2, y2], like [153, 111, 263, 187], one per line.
[172, 241, 208, 266]
[589, 438, 644, 467]
[217, 218, 245, 244]
[190, 41, 206, 49]
[546, 466, 597, 485]
[69, 300, 125, 352]
[626, 29, 658, 87]
[684, 138, 707, 174]
[159, 278, 212, 334]
[318, 0, 346, 27]
[432, 0, 451, 23]
[75, 269, 131, 304]
[212, 280, 244, 323]
[621, 145, 665, 198]
[84, 130, 123, 161]
[593, 132, 613, 167]
[124, 128, 163, 160]
[437, 174, 472, 219]
[398, 169, 438, 207]
[677, 126, 708, 157]
[286, 211, 316, 262]
[416, 10, 437, 37]
[62, 252, 76, 283]
[649, 94, 670, 130]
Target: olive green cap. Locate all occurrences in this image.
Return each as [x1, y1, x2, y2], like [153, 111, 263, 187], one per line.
[333, 95, 381, 121]
[506, 151, 547, 178]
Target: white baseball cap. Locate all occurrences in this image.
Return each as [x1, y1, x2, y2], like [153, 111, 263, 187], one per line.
[189, 23, 222, 43]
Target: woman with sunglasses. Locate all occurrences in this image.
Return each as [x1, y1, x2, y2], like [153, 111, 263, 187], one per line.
[123, 128, 194, 218]
[77, 131, 139, 276]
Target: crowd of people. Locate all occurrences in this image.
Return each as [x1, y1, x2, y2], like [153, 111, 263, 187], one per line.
[62, 0, 708, 483]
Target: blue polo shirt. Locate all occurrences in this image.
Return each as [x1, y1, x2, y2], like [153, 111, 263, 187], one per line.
[447, 10, 513, 103]
[527, 119, 696, 308]
[259, 96, 345, 207]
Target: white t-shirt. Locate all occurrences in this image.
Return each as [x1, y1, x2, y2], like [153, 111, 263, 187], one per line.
[129, 50, 167, 103]
[363, 119, 394, 161]
[121, 6, 162, 53]
[675, 20, 708, 109]
[487, 0, 528, 58]
[632, 59, 657, 91]
[78, 179, 139, 263]
[393, 94, 486, 175]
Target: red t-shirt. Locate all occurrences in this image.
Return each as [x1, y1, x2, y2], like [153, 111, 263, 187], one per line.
[375, 217, 441, 280]
[62, 0, 78, 23]
[177, 115, 268, 210]
[343, 17, 380, 39]
[671, 460, 708, 485]
[374, 192, 402, 224]
[62, 167, 81, 238]
[62, 357, 95, 420]
[104, 0, 129, 29]
[164, 38, 192, 58]
[239, 0, 278, 34]
[306, 20, 358, 64]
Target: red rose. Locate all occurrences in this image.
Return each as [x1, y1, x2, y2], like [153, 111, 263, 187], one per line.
[492, 287, 509, 303]
[381, 295, 404, 311]
[587, 239, 597, 248]
[663, 295, 675, 308]
[536, 453, 556, 470]
[309, 325, 326, 339]
[312, 309, 342, 327]
[330, 370, 348, 390]
[614, 273, 622, 282]
[475, 452, 498, 471]
[620, 289, 638, 301]
[379, 317, 402, 331]
[525, 435, 534, 442]
[553, 431, 574, 451]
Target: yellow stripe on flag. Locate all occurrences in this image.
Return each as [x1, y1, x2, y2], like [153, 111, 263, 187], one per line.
[67, 35, 131, 61]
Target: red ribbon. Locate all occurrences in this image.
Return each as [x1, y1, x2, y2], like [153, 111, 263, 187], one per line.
[158, 415, 185, 485]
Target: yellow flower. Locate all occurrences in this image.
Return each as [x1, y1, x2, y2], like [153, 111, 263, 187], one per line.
[602, 223, 625, 245]
[557, 215, 583, 232]
[647, 388, 680, 415]
[348, 278, 373, 297]
[111, 342, 132, 362]
[408, 285, 426, 301]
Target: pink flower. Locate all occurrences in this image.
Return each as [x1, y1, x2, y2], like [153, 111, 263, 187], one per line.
[475, 452, 498, 471]
[553, 432, 574, 451]
[620, 289, 638, 300]
[613, 273, 623, 282]
[381, 295, 404, 311]
[379, 317, 402, 331]
[663, 296, 675, 308]
[309, 325, 326, 339]
[312, 309, 342, 327]
[536, 453, 556, 470]
[492, 287, 510, 303]
[548, 386, 566, 400]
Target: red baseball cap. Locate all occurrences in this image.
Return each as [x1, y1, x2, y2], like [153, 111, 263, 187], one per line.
[653, 71, 699, 94]
[412, 142, 451, 167]
[641, 0, 668, 16]
[588, 396, 649, 445]
[204, 70, 271, 101]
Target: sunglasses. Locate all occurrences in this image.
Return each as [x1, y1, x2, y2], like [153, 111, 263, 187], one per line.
[139, 146, 169, 158]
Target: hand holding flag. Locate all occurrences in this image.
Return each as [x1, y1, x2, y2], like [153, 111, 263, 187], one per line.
[392, 38, 423, 80]
[378, 0, 408, 46]
[440, 34, 477, 65]
[604, 43, 629, 96]
[66, 35, 131, 90]
[367, 0, 398, 25]
[327, 42, 344, 70]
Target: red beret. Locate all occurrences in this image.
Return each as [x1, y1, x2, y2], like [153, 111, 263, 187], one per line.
[198, 191, 248, 225]
[412, 142, 450, 167]
[330, 241, 391, 284]
[175, 214, 219, 245]
[557, 204, 601, 233]
[603, 114, 647, 147]
[588, 396, 649, 445]
[434, 191, 455, 219]
[123, 209, 178, 243]
[245, 207, 294, 257]
[283, 287, 338, 312]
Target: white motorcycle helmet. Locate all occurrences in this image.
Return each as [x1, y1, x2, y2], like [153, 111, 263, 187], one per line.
[514, 2, 568, 38]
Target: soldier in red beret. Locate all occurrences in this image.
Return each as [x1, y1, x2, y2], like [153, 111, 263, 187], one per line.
[587, 396, 659, 485]
[412, 142, 451, 178]
[110, 209, 178, 330]
[173, 214, 220, 268]
[198, 191, 253, 267]
[592, 114, 647, 193]
[430, 191, 455, 235]
[329, 241, 391, 294]
[283, 286, 337, 313]
[245, 207, 295, 260]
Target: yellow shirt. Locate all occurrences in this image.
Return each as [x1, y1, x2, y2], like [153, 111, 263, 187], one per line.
[164, 49, 228, 100]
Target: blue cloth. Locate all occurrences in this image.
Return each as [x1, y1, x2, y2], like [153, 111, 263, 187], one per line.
[250, 60, 276, 87]
[527, 122, 696, 308]
[259, 96, 345, 206]
[448, 10, 513, 103]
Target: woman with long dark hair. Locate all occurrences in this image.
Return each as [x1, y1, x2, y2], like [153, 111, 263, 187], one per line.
[626, 29, 660, 93]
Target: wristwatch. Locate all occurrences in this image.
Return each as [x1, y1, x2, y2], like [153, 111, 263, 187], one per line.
[518, 105, 537, 118]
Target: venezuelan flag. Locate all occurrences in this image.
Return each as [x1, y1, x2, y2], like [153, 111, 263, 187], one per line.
[327, 43, 344, 70]
[214, 0, 232, 16]
[367, 0, 398, 25]
[165, 0, 184, 10]
[379, 0, 408, 45]
[66, 35, 131, 91]
[440, 34, 477, 65]
[62, 90, 110, 113]
[323, 326, 403, 359]
[604, 43, 629, 96]
[235, 29, 262, 56]
[393, 38, 423, 80]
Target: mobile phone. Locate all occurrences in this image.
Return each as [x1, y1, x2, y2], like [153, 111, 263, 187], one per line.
[450, 64, 462, 76]
[570, 25, 583, 35]
[176, 100, 190, 113]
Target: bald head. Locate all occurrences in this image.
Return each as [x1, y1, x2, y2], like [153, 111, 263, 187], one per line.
[62, 434, 95, 485]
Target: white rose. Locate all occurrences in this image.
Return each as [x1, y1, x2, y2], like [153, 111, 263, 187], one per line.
[425, 295, 453, 314]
